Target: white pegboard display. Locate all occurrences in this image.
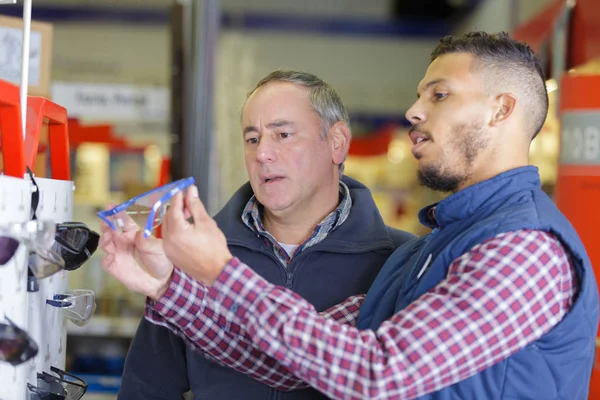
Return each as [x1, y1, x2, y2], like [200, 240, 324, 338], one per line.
[0, 175, 74, 400]
[26, 177, 74, 390]
[0, 175, 34, 400]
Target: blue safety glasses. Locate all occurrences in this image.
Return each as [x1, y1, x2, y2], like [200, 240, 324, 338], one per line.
[96, 177, 195, 238]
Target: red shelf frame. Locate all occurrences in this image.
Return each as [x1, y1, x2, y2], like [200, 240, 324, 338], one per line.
[0, 80, 71, 181]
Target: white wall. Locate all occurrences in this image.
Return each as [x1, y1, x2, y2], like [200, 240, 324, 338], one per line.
[51, 23, 170, 86]
[48, 0, 558, 113]
[220, 0, 392, 18]
[227, 32, 435, 113]
[458, 0, 555, 33]
[32, 0, 393, 18]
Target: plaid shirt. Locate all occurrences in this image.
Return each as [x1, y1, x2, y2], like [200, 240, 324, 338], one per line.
[147, 229, 576, 399]
[241, 182, 352, 265]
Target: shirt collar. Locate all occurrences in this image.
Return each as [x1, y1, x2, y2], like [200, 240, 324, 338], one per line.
[242, 181, 352, 237]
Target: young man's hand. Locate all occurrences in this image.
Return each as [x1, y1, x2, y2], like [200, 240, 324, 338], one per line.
[162, 185, 233, 286]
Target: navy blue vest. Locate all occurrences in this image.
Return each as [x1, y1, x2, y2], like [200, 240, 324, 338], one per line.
[357, 166, 598, 399]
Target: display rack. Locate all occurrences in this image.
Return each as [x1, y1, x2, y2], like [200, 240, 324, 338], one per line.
[0, 76, 75, 398]
[0, 174, 34, 400]
[0, 1, 80, 396]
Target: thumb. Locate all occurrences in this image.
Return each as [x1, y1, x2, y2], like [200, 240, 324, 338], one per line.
[134, 230, 163, 253]
[185, 185, 210, 225]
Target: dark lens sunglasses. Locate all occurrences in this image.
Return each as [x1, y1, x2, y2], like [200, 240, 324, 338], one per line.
[0, 236, 20, 265]
[52, 222, 99, 271]
[27, 382, 66, 400]
[37, 366, 87, 400]
[0, 316, 38, 366]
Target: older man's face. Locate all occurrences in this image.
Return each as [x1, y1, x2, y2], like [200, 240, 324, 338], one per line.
[242, 81, 338, 216]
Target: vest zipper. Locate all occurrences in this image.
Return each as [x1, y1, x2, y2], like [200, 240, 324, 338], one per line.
[401, 228, 440, 293]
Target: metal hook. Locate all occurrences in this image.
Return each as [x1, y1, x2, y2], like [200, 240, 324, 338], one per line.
[39, 189, 44, 211]
[64, 193, 69, 212]
[53, 192, 57, 213]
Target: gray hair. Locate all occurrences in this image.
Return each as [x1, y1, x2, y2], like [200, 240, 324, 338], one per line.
[246, 70, 351, 174]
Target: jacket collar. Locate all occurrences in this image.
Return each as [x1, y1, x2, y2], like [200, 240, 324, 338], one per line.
[419, 166, 541, 229]
[214, 175, 393, 247]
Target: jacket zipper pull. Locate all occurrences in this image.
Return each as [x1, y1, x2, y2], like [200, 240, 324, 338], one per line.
[417, 253, 433, 280]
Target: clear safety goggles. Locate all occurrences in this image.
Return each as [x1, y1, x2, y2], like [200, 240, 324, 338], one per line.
[97, 177, 195, 238]
[45, 289, 96, 326]
[0, 220, 65, 279]
[27, 382, 66, 400]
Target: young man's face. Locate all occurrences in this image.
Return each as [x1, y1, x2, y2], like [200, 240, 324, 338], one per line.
[241, 81, 339, 215]
[405, 52, 496, 193]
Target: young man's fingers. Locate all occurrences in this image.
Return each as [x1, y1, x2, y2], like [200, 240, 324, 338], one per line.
[184, 185, 210, 227]
[99, 221, 112, 234]
[163, 191, 185, 234]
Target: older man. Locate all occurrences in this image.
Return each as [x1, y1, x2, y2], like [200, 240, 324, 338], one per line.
[107, 70, 415, 399]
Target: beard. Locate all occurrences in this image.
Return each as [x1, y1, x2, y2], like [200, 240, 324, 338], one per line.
[418, 165, 463, 192]
[417, 121, 488, 193]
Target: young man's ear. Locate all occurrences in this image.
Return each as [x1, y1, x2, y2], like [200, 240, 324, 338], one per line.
[490, 93, 517, 127]
[329, 121, 351, 166]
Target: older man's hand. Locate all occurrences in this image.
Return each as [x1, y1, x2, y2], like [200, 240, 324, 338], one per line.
[162, 185, 233, 286]
[99, 207, 174, 300]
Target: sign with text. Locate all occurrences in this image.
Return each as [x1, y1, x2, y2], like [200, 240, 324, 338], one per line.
[560, 111, 600, 166]
[51, 82, 169, 122]
[556, 109, 600, 321]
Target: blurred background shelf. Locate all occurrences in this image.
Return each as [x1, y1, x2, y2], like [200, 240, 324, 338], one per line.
[67, 315, 140, 338]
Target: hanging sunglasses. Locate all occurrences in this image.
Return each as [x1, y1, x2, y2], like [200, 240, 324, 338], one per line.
[37, 366, 87, 400]
[23, 167, 60, 289]
[27, 382, 66, 400]
[36, 373, 67, 398]
[45, 289, 96, 327]
[0, 219, 65, 279]
[97, 176, 195, 238]
[52, 222, 99, 271]
[28, 241, 65, 280]
[0, 236, 20, 265]
[0, 316, 38, 366]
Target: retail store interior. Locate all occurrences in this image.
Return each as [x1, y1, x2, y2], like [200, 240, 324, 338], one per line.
[0, 0, 599, 398]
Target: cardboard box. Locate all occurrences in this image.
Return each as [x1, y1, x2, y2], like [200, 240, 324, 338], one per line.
[0, 15, 53, 96]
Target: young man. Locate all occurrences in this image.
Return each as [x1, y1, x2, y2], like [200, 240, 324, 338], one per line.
[108, 70, 415, 399]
